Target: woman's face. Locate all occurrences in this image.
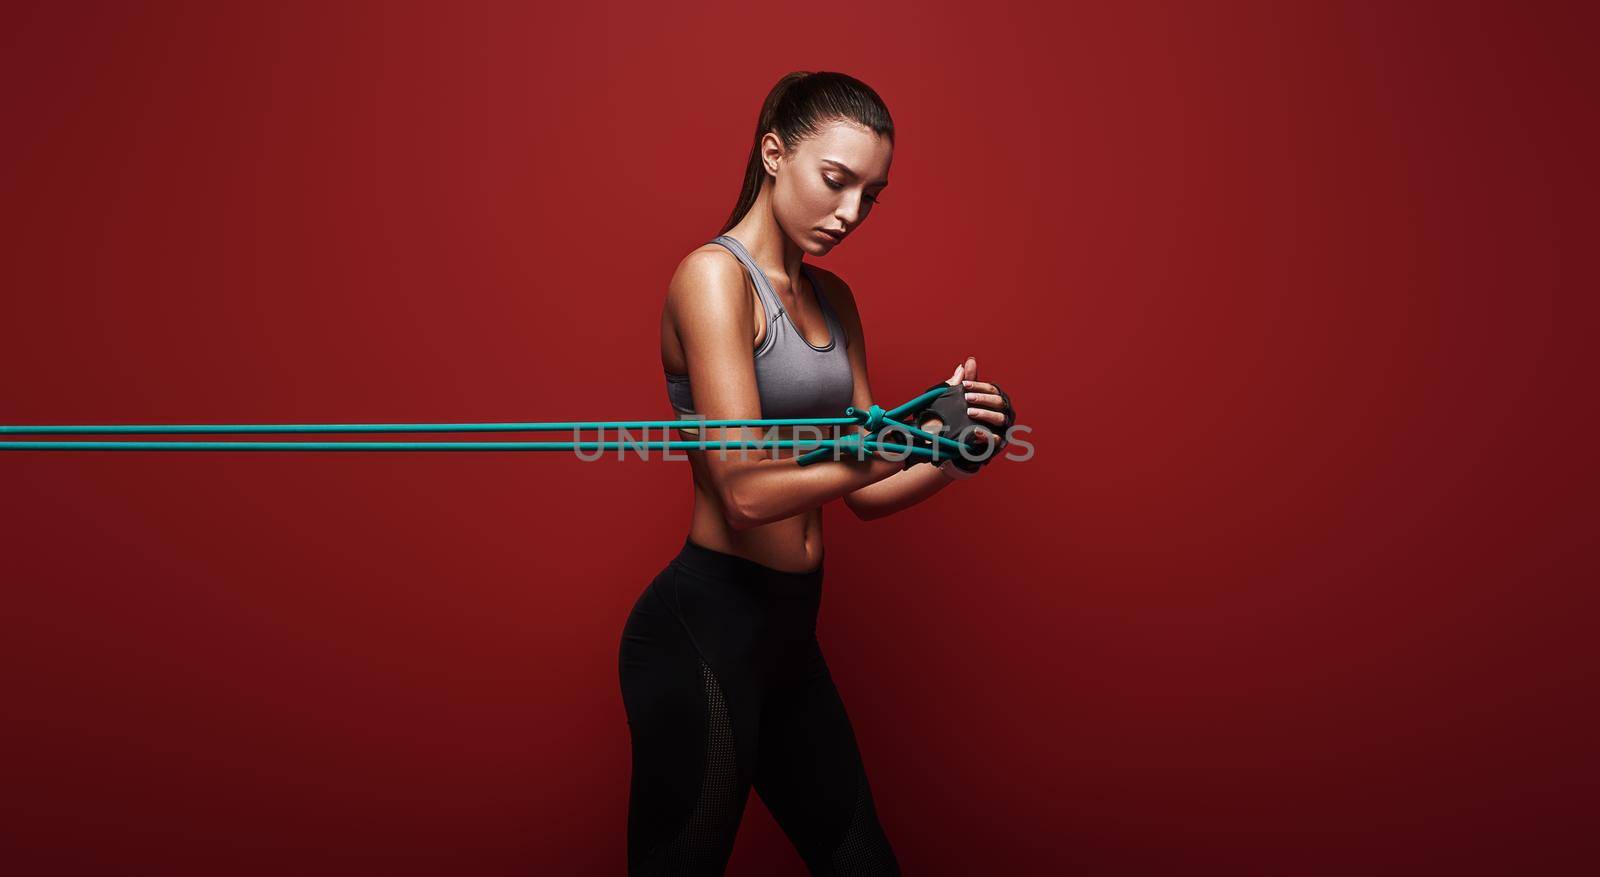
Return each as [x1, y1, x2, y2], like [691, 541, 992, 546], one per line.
[765, 119, 892, 254]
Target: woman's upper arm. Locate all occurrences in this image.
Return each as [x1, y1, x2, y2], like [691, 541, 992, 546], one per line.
[668, 250, 761, 510]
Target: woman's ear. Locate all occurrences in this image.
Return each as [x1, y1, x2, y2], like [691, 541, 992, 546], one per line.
[760, 131, 785, 177]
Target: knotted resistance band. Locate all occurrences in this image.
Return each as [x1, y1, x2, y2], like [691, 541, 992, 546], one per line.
[0, 382, 1014, 471]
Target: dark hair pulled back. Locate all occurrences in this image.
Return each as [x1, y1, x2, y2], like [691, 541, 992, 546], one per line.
[719, 71, 894, 235]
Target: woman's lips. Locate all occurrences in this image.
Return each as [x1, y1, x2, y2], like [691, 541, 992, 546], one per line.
[818, 229, 844, 244]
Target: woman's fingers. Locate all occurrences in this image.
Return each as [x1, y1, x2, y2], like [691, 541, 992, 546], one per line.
[964, 407, 1006, 426]
[957, 376, 1011, 430]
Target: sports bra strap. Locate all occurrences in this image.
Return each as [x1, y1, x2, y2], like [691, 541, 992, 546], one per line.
[709, 234, 784, 323]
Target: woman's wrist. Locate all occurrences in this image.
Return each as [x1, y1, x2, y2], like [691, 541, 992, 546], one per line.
[938, 458, 977, 480]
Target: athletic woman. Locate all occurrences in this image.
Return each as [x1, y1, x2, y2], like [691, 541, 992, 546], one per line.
[618, 70, 1016, 875]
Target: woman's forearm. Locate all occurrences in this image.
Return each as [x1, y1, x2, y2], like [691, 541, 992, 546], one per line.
[841, 414, 960, 520]
[842, 461, 953, 520]
[719, 451, 903, 529]
[697, 422, 903, 529]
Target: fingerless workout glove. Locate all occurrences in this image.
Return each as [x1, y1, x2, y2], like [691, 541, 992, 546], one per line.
[896, 381, 1015, 474]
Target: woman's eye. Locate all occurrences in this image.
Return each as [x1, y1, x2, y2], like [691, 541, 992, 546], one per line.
[824, 175, 883, 205]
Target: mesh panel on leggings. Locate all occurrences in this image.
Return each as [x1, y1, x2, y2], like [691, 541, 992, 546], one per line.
[828, 764, 900, 875]
[661, 658, 741, 872]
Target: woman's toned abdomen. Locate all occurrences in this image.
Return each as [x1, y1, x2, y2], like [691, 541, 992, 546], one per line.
[681, 426, 827, 573]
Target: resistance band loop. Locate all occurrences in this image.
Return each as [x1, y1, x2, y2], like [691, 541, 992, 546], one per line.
[0, 386, 967, 468]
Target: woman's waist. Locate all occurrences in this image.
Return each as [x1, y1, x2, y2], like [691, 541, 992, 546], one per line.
[670, 534, 824, 596]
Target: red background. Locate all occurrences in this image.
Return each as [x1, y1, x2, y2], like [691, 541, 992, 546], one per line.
[2, 1, 1594, 873]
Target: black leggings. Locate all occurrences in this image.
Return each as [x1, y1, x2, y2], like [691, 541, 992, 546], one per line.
[618, 537, 900, 875]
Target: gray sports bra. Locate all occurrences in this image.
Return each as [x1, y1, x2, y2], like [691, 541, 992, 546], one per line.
[663, 234, 854, 421]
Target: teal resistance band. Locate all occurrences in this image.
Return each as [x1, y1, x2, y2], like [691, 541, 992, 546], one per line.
[0, 385, 968, 468]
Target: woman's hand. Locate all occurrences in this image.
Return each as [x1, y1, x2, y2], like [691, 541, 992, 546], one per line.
[956, 355, 1014, 453]
[911, 361, 967, 435]
[908, 355, 1017, 473]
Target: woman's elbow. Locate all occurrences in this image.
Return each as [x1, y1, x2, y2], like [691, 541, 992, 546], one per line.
[723, 483, 793, 531]
[844, 494, 882, 522]
[718, 483, 758, 531]
[725, 507, 757, 531]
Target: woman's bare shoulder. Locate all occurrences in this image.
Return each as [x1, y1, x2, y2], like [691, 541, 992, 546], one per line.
[665, 243, 751, 323]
